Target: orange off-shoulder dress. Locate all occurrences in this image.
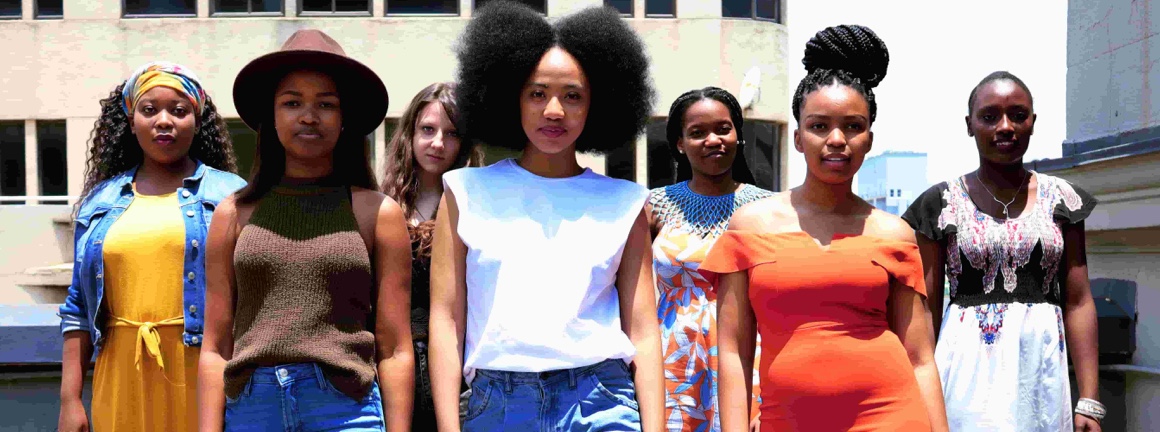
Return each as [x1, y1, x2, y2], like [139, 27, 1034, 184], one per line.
[699, 231, 932, 432]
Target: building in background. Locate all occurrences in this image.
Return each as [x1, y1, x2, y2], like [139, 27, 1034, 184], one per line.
[1025, 1, 1160, 430]
[0, 0, 788, 427]
[856, 150, 927, 216]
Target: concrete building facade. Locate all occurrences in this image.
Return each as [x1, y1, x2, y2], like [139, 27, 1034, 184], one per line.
[1026, 0, 1160, 430]
[0, 0, 789, 428]
[856, 150, 927, 216]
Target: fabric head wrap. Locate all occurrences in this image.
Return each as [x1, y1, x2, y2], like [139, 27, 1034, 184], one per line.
[121, 61, 208, 116]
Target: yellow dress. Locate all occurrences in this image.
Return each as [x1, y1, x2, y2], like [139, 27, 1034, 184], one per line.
[91, 188, 197, 431]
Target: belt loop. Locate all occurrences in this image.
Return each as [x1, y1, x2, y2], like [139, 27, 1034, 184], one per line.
[568, 367, 577, 389]
[504, 373, 513, 393]
[313, 363, 327, 391]
[244, 374, 254, 397]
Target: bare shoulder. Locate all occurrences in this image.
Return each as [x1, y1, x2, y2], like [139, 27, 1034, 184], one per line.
[729, 192, 790, 231]
[866, 208, 917, 244]
[214, 194, 256, 231]
[351, 186, 388, 210]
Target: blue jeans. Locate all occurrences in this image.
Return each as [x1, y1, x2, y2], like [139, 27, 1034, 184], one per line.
[462, 359, 642, 432]
[224, 363, 386, 432]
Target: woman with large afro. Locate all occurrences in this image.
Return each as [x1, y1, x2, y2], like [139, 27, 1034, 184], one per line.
[428, 1, 664, 431]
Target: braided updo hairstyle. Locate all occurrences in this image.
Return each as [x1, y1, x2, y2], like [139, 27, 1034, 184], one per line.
[791, 24, 889, 124]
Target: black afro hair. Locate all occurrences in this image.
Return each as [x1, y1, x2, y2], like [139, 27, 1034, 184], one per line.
[454, 0, 656, 155]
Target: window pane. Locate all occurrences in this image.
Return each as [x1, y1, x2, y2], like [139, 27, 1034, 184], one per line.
[475, 0, 544, 14]
[335, 0, 368, 12]
[722, 0, 750, 18]
[36, 121, 67, 203]
[605, 141, 635, 182]
[755, 0, 776, 20]
[388, 0, 457, 14]
[226, 120, 257, 180]
[215, 0, 248, 12]
[0, 122, 26, 201]
[645, 119, 675, 189]
[36, 0, 63, 17]
[252, 0, 280, 12]
[302, 0, 331, 12]
[644, 0, 673, 16]
[604, 0, 631, 15]
[124, 0, 196, 15]
[0, 0, 21, 16]
[740, 121, 780, 191]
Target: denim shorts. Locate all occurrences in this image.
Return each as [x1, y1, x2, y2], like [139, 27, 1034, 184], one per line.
[224, 363, 386, 432]
[462, 359, 641, 432]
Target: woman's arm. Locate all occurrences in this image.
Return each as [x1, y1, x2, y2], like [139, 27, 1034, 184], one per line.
[915, 235, 946, 337]
[430, 192, 469, 432]
[1061, 222, 1101, 432]
[717, 269, 756, 432]
[198, 197, 240, 432]
[59, 332, 92, 432]
[616, 208, 664, 432]
[371, 197, 416, 432]
[889, 281, 949, 432]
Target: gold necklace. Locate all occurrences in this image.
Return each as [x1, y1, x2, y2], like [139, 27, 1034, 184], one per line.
[974, 170, 1029, 218]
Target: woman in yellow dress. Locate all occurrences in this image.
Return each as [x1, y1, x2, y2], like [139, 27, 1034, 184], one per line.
[58, 61, 245, 432]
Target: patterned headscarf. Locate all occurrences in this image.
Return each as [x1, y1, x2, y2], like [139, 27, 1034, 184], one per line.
[121, 61, 208, 116]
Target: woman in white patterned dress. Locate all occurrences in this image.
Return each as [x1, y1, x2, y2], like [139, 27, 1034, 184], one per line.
[902, 71, 1103, 432]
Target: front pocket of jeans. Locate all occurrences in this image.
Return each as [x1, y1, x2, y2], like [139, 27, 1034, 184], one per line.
[461, 379, 494, 422]
[589, 375, 640, 411]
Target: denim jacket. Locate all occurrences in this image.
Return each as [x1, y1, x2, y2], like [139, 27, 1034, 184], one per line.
[58, 161, 246, 354]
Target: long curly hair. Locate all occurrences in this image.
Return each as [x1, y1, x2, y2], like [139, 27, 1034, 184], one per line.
[380, 82, 483, 258]
[75, 83, 236, 215]
[454, 1, 655, 154]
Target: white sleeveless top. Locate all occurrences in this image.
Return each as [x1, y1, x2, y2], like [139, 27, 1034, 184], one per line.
[442, 158, 648, 381]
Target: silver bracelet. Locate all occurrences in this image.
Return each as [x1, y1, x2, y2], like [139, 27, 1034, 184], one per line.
[1075, 398, 1106, 422]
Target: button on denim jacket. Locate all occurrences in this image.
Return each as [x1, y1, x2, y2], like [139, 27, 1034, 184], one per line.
[58, 161, 246, 354]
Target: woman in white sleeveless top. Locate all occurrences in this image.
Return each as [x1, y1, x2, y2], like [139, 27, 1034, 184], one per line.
[428, 2, 664, 432]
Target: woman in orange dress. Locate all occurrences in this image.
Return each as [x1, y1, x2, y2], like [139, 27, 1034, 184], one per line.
[700, 25, 949, 432]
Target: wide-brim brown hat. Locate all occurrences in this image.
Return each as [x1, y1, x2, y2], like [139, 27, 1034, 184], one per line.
[233, 29, 388, 136]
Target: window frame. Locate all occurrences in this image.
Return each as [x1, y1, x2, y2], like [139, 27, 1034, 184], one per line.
[298, 0, 372, 17]
[0, 0, 22, 19]
[385, 0, 460, 16]
[0, 120, 27, 203]
[211, 0, 285, 17]
[35, 120, 68, 205]
[34, 0, 64, 19]
[644, 0, 675, 18]
[722, 0, 781, 23]
[603, 0, 632, 17]
[472, 0, 545, 16]
[121, 0, 198, 18]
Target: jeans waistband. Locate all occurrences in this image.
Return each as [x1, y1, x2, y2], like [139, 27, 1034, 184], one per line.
[474, 358, 629, 388]
[248, 363, 327, 387]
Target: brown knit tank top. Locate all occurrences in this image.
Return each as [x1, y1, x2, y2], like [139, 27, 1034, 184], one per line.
[226, 182, 376, 400]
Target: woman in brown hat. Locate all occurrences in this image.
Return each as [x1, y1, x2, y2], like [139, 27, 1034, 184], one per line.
[198, 29, 414, 432]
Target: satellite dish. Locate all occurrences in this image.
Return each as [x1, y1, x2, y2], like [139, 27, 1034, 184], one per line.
[738, 66, 761, 109]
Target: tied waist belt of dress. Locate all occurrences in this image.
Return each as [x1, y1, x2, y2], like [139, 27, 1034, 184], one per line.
[110, 315, 184, 371]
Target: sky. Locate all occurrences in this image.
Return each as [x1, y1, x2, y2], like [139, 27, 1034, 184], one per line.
[783, 0, 1068, 188]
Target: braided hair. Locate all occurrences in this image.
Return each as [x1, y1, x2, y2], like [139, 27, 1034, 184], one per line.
[967, 71, 1033, 114]
[791, 25, 890, 124]
[665, 87, 754, 183]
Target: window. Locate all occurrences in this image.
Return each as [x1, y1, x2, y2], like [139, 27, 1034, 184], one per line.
[213, 0, 282, 15]
[226, 120, 258, 179]
[475, 0, 544, 14]
[723, 0, 779, 22]
[35, 0, 63, 18]
[645, 0, 673, 17]
[300, 0, 370, 15]
[604, 0, 631, 16]
[645, 119, 675, 189]
[124, 0, 196, 16]
[0, 122, 26, 204]
[0, 0, 20, 18]
[740, 120, 781, 191]
[604, 141, 635, 182]
[37, 121, 67, 204]
[387, 0, 457, 15]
